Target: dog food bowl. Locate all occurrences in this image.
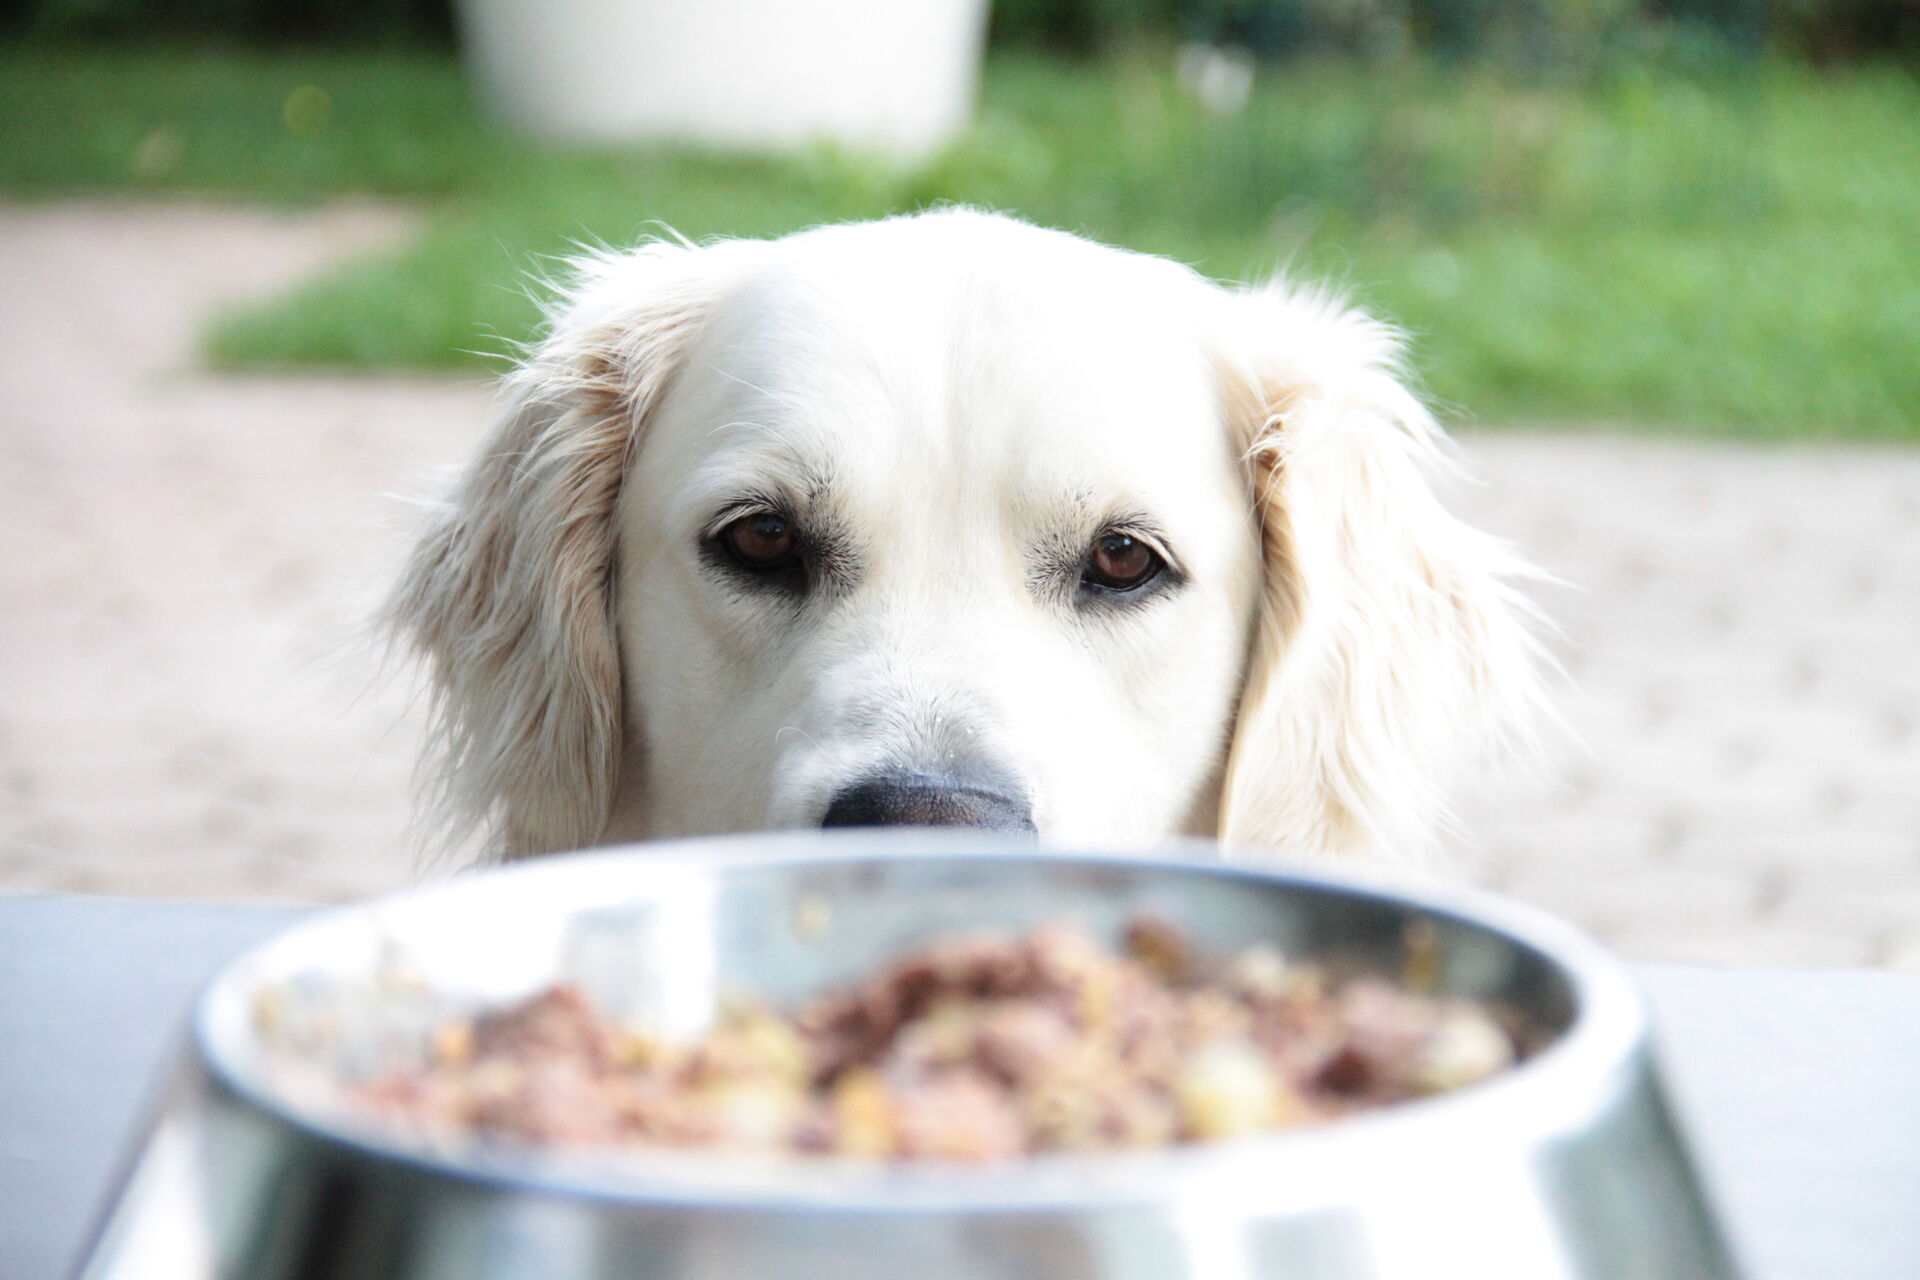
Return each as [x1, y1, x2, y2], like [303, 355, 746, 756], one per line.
[77, 832, 1744, 1280]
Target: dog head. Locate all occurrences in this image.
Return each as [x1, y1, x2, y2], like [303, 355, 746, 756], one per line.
[387, 210, 1544, 862]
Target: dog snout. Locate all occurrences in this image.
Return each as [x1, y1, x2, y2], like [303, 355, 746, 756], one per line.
[820, 773, 1036, 834]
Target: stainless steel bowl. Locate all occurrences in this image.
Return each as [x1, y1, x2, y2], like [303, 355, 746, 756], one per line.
[78, 832, 1745, 1280]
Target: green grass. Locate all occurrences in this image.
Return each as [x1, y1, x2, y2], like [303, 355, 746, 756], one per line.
[4, 44, 1917, 436]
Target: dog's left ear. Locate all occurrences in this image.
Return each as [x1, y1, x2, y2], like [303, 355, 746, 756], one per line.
[1210, 283, 1550, 861]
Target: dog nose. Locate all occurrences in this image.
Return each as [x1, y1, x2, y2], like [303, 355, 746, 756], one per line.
[820, 774, 1036, 833]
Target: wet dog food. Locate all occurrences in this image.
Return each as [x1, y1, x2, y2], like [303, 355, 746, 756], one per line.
[336, 919, 1520, 1160]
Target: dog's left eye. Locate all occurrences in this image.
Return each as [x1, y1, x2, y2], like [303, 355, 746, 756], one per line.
[1083, 532, 1165, 592]
[718, 512, 801, 573]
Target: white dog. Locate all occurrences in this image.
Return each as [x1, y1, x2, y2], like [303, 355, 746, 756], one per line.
[387, 210, 1546, 864]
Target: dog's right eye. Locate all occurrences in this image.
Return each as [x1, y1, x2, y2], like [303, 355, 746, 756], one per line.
[717, 512, 802, 574]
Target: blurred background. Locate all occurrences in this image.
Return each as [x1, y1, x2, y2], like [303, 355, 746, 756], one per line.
[0, 0, 1914, 964]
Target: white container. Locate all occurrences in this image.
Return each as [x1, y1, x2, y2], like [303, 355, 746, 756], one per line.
[456, 0, 991, 158]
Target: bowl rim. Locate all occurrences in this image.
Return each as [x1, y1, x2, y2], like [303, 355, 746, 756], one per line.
[194, 831, 1650, 1214]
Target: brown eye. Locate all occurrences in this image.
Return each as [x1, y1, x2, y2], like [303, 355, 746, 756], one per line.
[1084, 532, 1163, 591]
[719, 512, 799, 571]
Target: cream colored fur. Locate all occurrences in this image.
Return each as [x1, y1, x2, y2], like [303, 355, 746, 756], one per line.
[385, 210, 1547, 863]
[1210, 286, 1550, 856]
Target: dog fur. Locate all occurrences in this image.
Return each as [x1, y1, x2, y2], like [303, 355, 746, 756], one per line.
[386, 209, 1547, 864]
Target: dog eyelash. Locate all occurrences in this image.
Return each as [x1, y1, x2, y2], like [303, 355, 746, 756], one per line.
[1112, 527, 1179, 573]
[700, 496, 786, 542]
[1098, 522, 1180, 571]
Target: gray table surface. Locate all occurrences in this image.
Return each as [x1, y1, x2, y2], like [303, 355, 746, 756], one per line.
[2, 896, 1916, 1280]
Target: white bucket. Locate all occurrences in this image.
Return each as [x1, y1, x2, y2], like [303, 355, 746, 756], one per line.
[456, 0, 991, 158]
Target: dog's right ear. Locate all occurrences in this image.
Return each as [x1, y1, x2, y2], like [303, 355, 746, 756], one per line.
[384, 239, 749, 859]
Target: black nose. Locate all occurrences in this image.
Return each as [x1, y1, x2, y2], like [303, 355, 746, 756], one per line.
[821, 774, 1036, 833]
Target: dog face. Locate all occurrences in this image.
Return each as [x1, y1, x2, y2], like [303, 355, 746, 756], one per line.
[389, 210, 1544, 863]
[607, 219, 1262, 845]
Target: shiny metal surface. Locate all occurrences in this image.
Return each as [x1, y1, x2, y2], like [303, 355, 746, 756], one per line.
[76, 832, 1746, 1280]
